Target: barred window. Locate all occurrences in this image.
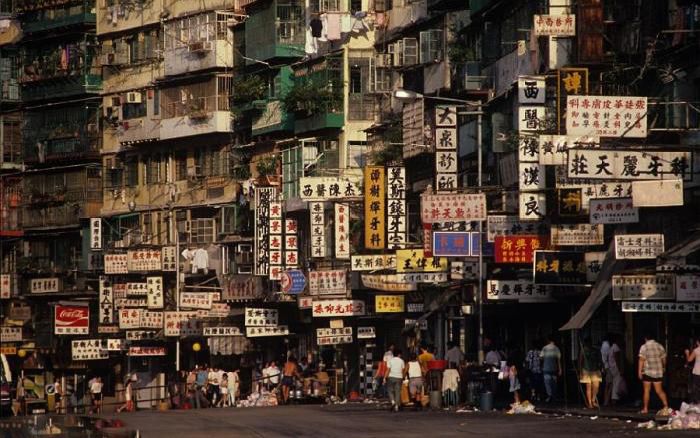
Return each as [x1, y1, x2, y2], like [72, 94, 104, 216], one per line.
[190, 218, 215, 244]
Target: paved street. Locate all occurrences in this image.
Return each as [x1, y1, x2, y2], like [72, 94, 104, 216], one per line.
[107, 404, 693, 438]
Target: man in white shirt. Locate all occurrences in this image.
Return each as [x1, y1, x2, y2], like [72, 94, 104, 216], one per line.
[385, 349, 405, 412]
[446, 342, 464, 368]
[267, 361, 281, 388]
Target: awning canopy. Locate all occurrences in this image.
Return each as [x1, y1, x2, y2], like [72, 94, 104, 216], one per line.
[559, 244, 616, 331]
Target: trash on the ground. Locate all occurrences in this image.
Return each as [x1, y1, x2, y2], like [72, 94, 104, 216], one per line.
[590, 416, 598, 420]
[659, 402, 700, 430]
[506, 400, 537, 414]
[237, 390, 278, 408]
[456, 408, 476, 413]
[637, 420, 656, 429]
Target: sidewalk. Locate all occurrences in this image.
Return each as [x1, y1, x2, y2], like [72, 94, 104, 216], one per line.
[537, 404, 654, 422]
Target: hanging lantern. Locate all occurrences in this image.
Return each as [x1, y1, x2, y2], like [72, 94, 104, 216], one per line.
[192, 342, 201, 352]
[17, 349, 26, 358]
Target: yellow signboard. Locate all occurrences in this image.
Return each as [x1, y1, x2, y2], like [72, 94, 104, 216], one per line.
[364, 166, 386, 249]
[375, 295, 405, 313]
[396, 249, 449, 273]
[0, 346, 17, 355]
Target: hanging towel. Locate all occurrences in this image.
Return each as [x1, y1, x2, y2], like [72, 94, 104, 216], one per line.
[341, 14, 353, 33]
[192, 248, 209, 271]
[304, 28, 318, 55]
[441, 369, 460, 393]
[326, 13, 341, 41]
[319, 14, 329, 42]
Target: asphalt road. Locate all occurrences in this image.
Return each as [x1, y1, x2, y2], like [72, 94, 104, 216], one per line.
[109, 404, 695, 438]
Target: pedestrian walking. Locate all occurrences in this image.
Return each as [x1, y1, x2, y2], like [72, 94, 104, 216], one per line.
[579, 337, 602, 409]
[541, 335, 562, 403]
[90, 376, 103, 414]
[406, 353, 423, 407]
[607, 335, 625, 405]
[684, 338, 700, 403]
[281, 356, 300, 404]
[227, 369, 239, 406]
[638, 332, 670, 415]
[446, 342, 464, 369]
[524, 340, 544, 402]
[218, 373, 229, 407]
[117, 375, 135, 413]
[508, 359, 521, 405]
[600, 334, 612, 406]
[386, 349, 405, 412]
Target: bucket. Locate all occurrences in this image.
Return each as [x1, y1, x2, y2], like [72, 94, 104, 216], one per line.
[480, 391, 494, 411]
[429, 390, 442, 409]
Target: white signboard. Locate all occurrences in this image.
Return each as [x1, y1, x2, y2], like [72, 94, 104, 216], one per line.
[518, 135, 540, 163]
[126, 249, 162, 272]
[254, 187, 276, 277]
[557, 182, 633, 210]
[622, 301, 700, 313]
[632, 179, 684, 207]
[612, 274, 675, 300]
[589, 197, 639, 224]
[310, 201, 326, 258]
[533, 14, 576, 36]
[312, 300, 366, 317]
[351, 254, 397, 271]
[486, 215, 547, 242]
[518, 106, 546, 132]
[317, 335, 353, 345]
[140, 310, 164, 329]
[614, 234, 664, 260]
[119, 309, 142, 329]
[268, 200, 283, 281]
[486, 280, 553, 302]
[0, 274, 10, 299]
[539, 135, 599, 166]
[585, 251, 606, 283]
[387, 167, 407, 248]
[0, 326, 22, 342]
[126, 282, 148, 296]
[519, 163, 546, 191]
[550, 224, 604, 246]
[146, 277, 163, 309]
[299, 176, 362, 201]
[284, 218, 299, 268]
[246, 325, 290, 337]
[107, 339, 126, 351]
[566, 96, 648, 138]
[164, 311, 200, 336]
[126, 330, 158, 340]
[179, 292, 213, 310]
[161, 246, 177, 271]
[334, 203, 350, 259]
[357, 326, 376, 339]
[395, 272, 448, 283]
[203, 326, 243, 336]
[72, 340, 108, 361]
[309, 270, 347, 296]
[104, 254, 128, 274]
[421, 193, 487, 223]
[518, 76, 545, 104]
[244, 308, 279, 327]
[519, 193, 546, 220]
[567, 149, 691, 180]
[30, 278, 61, 294]
[98, 277, 114, 324]
[361, 275, 418, 292]
[90, 218, 102, 250]
[317, 327, 352, 338]
[675, 275, 700, 302]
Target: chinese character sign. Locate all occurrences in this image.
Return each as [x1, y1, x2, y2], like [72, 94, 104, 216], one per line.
[533, 14, 576, 36]
[432, 232, 473, 257]
[246, 326, 290, 337]
[539, 135, 599, 166]
[614, 234, 664, 260]
[566, 96, 647, 138]
[350, 254, 397, 271]
[244, 308, 279, 326]
[299, 176, 362, 201]
[518, 76, 546, 104]
[0, 274, 10, 299]
[518, 106, 546, 132]
[519, 193, 546, 221]
[254, 187, 276, 276]
[99, 277, 114, 324]
[284, 218, 299, 268]
[494, 235, 544, 264]
[126, 249, 162, 272]
[72, 340, 108, 361]
[375, 295, 405, 313]
[396, 249, 448, 273]
[568, 149, 691, 181]
[550, 224, 604, 246]
[309, 270, 347, 296]
[104, 254, 128, 274]
[486, 215, 548, 242]
[179, 292, 214, 310]
[310, 202, 326, 258]
[558, 188, 583, 216]
[622, 301, 700, 313]
[434, 107, 458, 192]
[387, 167, 407, 248]
[589, 198, 639, 224]
[519, 135, 540, 163]
[312, 300, 366, 317]
[90, 218, 102, 250]
[533, 251, 588, 285]
[268, 200, 284, 280]
[361, 274, 418, 292]
[364, 166, 386, 249]
[30, 278, 61, 294]
[334, 204, 350, 259]
[146, 276, 163, 309]
[519, 163, 546, 191]
[612, 275, 674, 300]
[486, 280, 552, 302]
[676, 275, 700, 302]
[161, 246, 177, 271]
[55, 305, 90, 335]
[421, 193, 487, 223]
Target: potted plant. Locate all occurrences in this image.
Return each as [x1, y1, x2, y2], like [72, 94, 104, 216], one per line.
[255, 155, 280, 186]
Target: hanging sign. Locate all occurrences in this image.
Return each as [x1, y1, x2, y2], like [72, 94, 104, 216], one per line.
[435, 107, 458, 192]
[244, 308, 279, 326]
[518, 106, 546, 132]
[246, 325, 290, 337]
[519, 163, 546, 192]
[30, 278, 62, 294]
[396, 249, 448, 272]
[179, 292, 213, 310]
[220, 275, 263, 301]
[284, 218, 299, 267]
[55, 305, 89, 335]
[364, 166, 386, 249]
[387, 167, 407, 248]
[126, 249, 162, 272]
[518, 76, 546, 104]
[104, 253, 128, 274]
[567, 149, 691, 180]
[161, 246, 177, 271]
[127, 330, 158, 340]
[395, 272, 448, 283]
[486, 280, 553, 302]
[519, 193, 546, 221]
[632, 179, 684, 207]
[268, 200, 284, 281]
[310, 201, 326, 258]
[533, 14, 576, 36]
[566, 96, 648, 138]
[90, 218, 102, 250]
[281, 269, 306, 295]
[334, 204, 350, 258]
[375, 295, 405, 313]
[164, 311, 201, 336]
[622, 301, 700, 313]
[675, 274, 700, 302]
[538, 135, 599, 166]
[614, 234, 664, 260]
[589, 197, 639, 224]
[119, 309, 142, 329]
[126, 282, 148, 296]
[309, 270, 347, 296]
[550, 224, 604, 246]
[433, 231, 471, 257]
[585, 251, 606, 283]
[533, 251, 588, 285]
[72, 340, 108, 361]
[312, 299, 366, 317]
[203, 327, 243, 336]
[421, 193, 487, 223]
[299, 176, 362, 201]
[350, 254, 397, 271]
[146, 276, 164, 309]
[128, 346, 167, 356]
[357, 326, 376, 339]
[557, 182, 634, 211]
[0, 326, 22, 342]
[612, 274, 675, 300]
[486, 215, 547, 242]
[361, 274, 418, 292]
[140, 311, 164, 329]
[99, 276, 114, 324]
[107, 339, 126, 351]
[494, 235, 544, 264]
[557, 188, 583, 216]
[0, 274, 10, 299]
[317, 331, 353, 345]
[519, 135, 540, 163]
[254, 187, 276, 276]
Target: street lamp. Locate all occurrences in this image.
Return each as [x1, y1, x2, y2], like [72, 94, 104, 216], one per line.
[127, 199, 182, 372]
[393, 88, 487, 363]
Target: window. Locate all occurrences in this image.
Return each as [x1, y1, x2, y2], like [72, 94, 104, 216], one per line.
[348, 56, 375, 120]
[175, 152, 187, 181]
[309, 0, 340, 13]
[122, 91, 147, 120]
[282, 146, 303, 199]
[125, 157, 139, 186]
[153, 89, 160, 116]
[347, 141, 367, 168]
[146, 154, 161, 184]
[142, 212, 152, 240]
[419, 29, 444, 64]
[190, 218, 215, 244]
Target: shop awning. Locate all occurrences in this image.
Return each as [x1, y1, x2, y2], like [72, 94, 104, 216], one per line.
[559, 244, 617, 331]
[659, 230, 700, 260]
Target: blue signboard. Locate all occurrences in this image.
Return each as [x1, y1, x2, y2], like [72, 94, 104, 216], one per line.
[433, 232, 471, 257]
[281, 270, 306, 294]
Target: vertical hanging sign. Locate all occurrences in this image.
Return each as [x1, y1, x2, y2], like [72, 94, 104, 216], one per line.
[387, 167, 407, 248]
[90, 218, 102, 250]
[284, 219, 299, 268]
[268, 199, 283, 280]
[98, 276, 113, 324]
[435, 106, 458, 192]
[254, 187, 277, 276]
[335, 204, 350, 259]
[364, 166, 386, 249]
[310, 202, 326, 258]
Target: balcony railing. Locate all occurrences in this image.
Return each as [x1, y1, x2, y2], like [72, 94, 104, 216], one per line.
[245, 0, 305, 63]
[164, 95, 230, 119]
[21, 0, 96, 34]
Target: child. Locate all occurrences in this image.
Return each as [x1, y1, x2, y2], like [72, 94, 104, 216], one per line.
[509, 361, 521, 404]
[219, 373, 229, 407]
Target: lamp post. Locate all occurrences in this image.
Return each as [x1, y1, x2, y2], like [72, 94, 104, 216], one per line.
[393, 89, 487, 363]
[128, 200, 181, 372]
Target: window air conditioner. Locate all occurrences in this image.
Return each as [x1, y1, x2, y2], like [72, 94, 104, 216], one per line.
[126, 92, 142, 104]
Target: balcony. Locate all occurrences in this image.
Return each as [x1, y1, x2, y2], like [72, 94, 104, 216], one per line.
[163, 11, 234, 77]
[289, 55, 344, 135]
[1, 49, 20, 103]
[0, 114, 22, 170]
[1, 177, 22, 236]
[251, 99, 294, 136]
[23, 103, 100, 164]
[245, 0, 305, 64]
[21, 0, 96, 34]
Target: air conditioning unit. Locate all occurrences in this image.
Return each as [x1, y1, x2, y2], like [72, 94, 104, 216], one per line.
[126, 92, 142, 104]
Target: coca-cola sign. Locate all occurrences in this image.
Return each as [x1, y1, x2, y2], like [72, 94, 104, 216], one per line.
[55, 305, 90, 335]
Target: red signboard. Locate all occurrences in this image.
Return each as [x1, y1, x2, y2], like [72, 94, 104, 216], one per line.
[55, 305, 90, 335]
[494, 235, 545, 264]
